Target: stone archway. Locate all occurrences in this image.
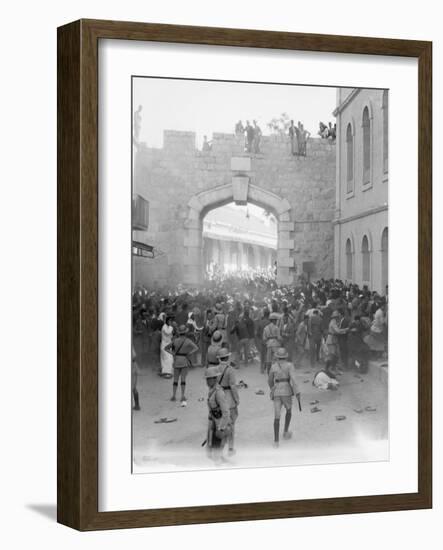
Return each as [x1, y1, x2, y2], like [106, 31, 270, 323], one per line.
[183, 182, 294, 285]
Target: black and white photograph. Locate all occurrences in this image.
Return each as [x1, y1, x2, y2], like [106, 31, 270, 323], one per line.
[131, 77, 389, 473]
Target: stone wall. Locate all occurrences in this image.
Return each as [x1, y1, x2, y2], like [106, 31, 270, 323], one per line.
[133, 130, 336, 288]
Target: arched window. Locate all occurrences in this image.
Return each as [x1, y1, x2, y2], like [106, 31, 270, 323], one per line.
[345, 238, 353, 280]
[362, 235, 370, 282]
[362, 106, 371, 184]
[381, 227, 388, 294]
[346, 123, 354, 192]
[383, 90, 389, 173]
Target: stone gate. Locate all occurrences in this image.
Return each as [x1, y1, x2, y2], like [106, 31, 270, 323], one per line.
[133, 130, 336, 288]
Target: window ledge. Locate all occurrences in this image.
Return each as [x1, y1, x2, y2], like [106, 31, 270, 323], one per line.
[362, 182, 373, 191]
[345, 190, 355, 199]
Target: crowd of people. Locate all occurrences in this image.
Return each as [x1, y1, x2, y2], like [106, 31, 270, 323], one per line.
[318, 121, 337, 140]
[201, 118, 317, 158]
[132, 274, 388, 456]
[234, 120, 263, 153]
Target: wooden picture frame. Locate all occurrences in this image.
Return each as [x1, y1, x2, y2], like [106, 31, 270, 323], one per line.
[57, 19, 432, 530]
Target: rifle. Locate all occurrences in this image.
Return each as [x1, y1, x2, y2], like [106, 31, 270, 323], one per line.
[296, 393, 302, 412]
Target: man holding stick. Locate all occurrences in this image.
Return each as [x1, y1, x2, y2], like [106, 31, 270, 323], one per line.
[268, 347, 301, 447]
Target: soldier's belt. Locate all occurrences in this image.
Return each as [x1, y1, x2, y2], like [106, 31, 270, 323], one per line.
[275, 378, 290, 382]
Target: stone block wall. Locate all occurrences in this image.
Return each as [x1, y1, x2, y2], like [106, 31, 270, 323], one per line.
[133, 130, 336, 288]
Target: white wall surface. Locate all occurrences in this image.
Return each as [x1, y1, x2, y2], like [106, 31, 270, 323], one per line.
[0, 0, 441, 547]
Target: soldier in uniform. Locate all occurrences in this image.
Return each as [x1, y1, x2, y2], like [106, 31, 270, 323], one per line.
[165, 324, 199, 405]
[205, 366, 231, 463]
[262, 312, 282, 373]
[268, 347, 300, 447]
[206, 330, 223, 367]
[216, 347, 240, 455]
[213, 303, 228, 346]
[325, 310, 349, 367]
[132, 347, 140, 411]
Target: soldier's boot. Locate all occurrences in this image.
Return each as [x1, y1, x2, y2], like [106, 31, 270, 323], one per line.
[171, 382, 178, 401]
[273, 419, 280, 447]
[283, 411, 292, 439]
[133, 389, 140, 411]
[228, 427, 235, 455]
[180, 382, 187, 405]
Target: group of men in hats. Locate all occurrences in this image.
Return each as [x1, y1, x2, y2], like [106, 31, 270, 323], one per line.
[204, 343, 301, 456]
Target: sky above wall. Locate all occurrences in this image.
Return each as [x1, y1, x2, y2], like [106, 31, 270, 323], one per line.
[133, 77, 337, 148]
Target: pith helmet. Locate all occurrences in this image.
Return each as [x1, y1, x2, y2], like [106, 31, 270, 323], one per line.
[212, 330, 223, 342]
[216, 347, 231, 361]
[205, 366, 220, 379]
[177, 324, 188, 334]
[331, 310, 341, 319]
[269, 312, 279, 320]
[274, 347, 289, 359]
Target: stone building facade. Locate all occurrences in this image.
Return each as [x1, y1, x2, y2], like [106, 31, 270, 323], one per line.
[333, 88, 389, 294]
[133, 130, 336, 288]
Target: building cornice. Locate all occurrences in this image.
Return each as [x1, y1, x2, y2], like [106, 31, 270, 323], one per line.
[333, 89, 361, 117]
[332, 204, 388, 225]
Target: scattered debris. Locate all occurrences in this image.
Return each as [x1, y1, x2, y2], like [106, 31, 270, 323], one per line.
[154, 417, 178, 424]
[303, 379, 310, 383]
[237, 380, 248, 389]
[365, 406, 377, 412]
[335, 415, 346, 421]
[310, 400, 320, 405]
[353, 408, 364, 414]
[310, 406, 322, 413]
[198, 397, 205, 402]
[255, 389, 265, 395]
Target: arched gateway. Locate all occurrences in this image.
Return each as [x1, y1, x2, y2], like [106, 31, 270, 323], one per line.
[183, 181, 294, 286]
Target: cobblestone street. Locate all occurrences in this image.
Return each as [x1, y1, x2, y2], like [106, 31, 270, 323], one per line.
[133, 352, 388, 473]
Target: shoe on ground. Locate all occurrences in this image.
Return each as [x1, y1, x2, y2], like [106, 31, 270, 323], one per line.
[170, 396, 176, 402]
[273, 441, 279, 448]
[133, 405, 141, 411]
[283, 431, 292, 440]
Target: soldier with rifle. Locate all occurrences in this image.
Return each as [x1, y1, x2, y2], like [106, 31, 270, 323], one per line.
[216, 347, 240, 455]
[268, 347, 301, 447]
[204, 366, 232, 464]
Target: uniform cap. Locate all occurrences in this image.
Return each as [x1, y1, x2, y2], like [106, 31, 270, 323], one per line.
[274, 347, 289, 359]
[331, 310, 341, 319]
[205, 366, 220, 379]
[269, 313, 279, 320]
[212, 330, 223, 342]
[216, 347, 231, 360]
